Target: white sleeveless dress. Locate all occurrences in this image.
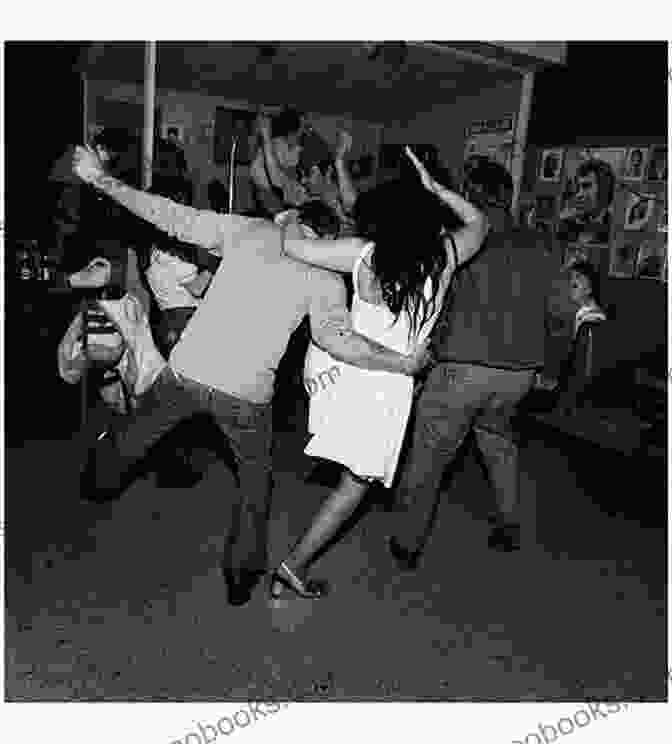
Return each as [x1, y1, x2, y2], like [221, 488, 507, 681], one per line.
[304, 243, 451, 487]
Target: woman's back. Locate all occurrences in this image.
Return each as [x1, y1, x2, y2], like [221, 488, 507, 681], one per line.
[353, 245, 449, 355]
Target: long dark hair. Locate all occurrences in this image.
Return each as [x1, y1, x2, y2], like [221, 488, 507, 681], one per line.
[353, 170, 463, 339]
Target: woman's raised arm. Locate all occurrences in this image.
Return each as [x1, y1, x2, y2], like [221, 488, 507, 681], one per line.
[405, 146, 489, 270]
[280, 216, 369, 273]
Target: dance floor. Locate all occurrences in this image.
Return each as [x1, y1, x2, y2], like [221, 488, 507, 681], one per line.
[4, 408, 667, 702]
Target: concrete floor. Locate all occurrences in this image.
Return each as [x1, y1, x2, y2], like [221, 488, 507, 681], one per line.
[4, 416, 668, 702]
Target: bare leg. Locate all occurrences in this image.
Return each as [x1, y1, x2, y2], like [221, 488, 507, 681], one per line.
[285, 468, 369, 580]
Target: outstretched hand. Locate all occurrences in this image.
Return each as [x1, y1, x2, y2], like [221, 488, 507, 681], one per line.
[73, 145, 106, 184]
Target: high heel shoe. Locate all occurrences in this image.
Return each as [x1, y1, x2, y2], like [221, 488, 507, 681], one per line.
[269, 561, 329, 600]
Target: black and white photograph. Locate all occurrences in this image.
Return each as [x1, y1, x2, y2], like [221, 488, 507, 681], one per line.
[539, 148, 564, 181]
[623, 147, 648, 180]
[3, 36, 667, 744]
[557, 152, 616, 244]
[645, 145, 668, 181]
[624, 192, 655, 230]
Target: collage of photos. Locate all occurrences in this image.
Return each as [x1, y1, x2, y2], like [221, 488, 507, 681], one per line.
[525, 143, 668, 282]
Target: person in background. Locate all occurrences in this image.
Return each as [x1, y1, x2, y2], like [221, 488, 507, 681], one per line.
[250, 108, 308, 217]
[548, 259, 607, 414]
[300, 130, 358, 236]
[389, 156, 565, 562]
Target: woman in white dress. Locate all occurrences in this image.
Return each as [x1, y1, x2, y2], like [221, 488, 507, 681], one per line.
[270, 148, 490, 598]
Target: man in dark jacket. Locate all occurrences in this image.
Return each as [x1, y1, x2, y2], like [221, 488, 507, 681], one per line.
[390, 157, 565, 562]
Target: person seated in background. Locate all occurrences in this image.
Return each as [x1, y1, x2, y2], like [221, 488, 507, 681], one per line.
[568, 259, 607, 338]
[300, 130, 358, 236]
[532, 260, 607, 413]
[249, 109, 308, 217]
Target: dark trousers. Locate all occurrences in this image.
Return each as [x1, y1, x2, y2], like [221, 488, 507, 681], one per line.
[394, 363, 534, 552]
[93, 367, 273, 573]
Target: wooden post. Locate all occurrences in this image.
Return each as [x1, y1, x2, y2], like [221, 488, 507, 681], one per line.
[511, 70, 535, 220]
[81, 73, 88, 142]
[142, 41, 157, 191]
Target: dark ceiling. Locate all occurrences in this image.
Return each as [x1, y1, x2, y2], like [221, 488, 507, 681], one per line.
[78, 42, 524, 122]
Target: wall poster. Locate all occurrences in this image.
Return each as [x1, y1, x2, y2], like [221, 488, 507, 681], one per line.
[463, 115, 516, 171]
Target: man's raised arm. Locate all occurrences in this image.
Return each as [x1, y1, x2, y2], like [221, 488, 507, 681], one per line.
[73, 145, 225, 251]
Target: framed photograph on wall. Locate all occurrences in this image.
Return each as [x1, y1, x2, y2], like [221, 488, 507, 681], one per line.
[590, 148, 627, 179]
[608, 233, 640, 278]
[624, 192, 656, 231]
[635, 236, 667, 280]
[539, 148, 564, 182]
[623, 147, 649, 181]
[161, 123, 185, 145]
[645, 146, 668, 181]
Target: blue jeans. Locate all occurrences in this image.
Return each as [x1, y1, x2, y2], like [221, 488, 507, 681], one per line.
[92, 367, 273, 573]
[394, 363, 534, 552]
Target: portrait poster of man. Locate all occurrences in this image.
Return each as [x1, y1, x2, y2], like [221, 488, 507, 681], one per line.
[624, 192, 655, 231]
[608, 234, 640, 278]
[623, 147, 648, 181]
[557, 149, 622, 245]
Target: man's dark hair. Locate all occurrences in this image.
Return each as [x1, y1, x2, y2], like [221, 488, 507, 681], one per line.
[464, 156, 514, 208]
[297, 199, 340, 238]
[272, 108, 303, 139]
[576, 159, 616, 208]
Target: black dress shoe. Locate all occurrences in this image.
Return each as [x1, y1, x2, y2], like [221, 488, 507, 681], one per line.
[220, 565, 265, 606]
[79, 429, 124, 503]
[388, 537, 421, 572]
[488, 523, 521, 552]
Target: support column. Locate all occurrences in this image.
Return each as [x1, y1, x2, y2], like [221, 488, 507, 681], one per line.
[81, 73, 88, 142]
[511, 70, 535, 220]
[142, 41, 157, 191]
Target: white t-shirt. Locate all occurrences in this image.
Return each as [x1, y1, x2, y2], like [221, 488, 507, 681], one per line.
[574, 301, 606, 337]
[145, 247, 200, 311]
